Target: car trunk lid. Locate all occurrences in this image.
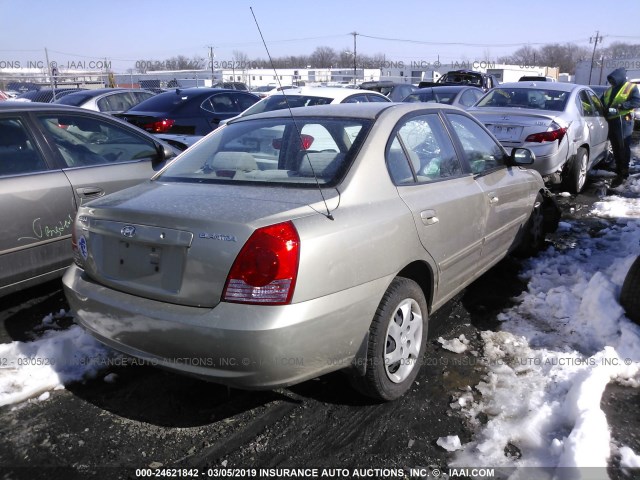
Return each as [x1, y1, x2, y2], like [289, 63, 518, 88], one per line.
[77, 181, 338, 308]
[471, 110, 562, 147]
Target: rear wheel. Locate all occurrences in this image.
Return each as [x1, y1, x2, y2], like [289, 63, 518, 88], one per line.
[621, 256, 640, 325]
[515, 192, 545, 257]
[563, 147, 588, 194]
[351, 277, 428, 401]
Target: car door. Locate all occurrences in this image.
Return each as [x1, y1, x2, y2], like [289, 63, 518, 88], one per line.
[0, 115, 77, 295]
[585, 90, 609, 165]
[445, 112, 534, 267]
[33, 111, 170, 207]
[386, 112, 488, 302]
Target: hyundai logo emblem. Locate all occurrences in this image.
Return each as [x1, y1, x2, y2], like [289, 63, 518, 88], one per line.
[121, 225, 136, 238]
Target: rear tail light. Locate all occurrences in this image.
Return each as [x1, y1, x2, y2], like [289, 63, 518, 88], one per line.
[222, 221, 300, 305]
[272, 134, 314, 150]
[141, 119, 175, 133]
[525, 126, 567, 143]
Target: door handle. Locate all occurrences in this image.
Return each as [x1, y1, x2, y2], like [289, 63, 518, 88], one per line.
[420, 210, 439, 225]
[76, 186, 104, 198]
[488, 193, 499, 204]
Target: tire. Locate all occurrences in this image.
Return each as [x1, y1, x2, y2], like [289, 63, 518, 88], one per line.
[621, 256, 640, 325]
[563, 147, 589, 194]
[515, 192, 545, 257]
[351, 277, 428, 401]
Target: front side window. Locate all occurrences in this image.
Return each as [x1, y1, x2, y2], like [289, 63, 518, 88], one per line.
[0, 118, 47, 176]
[577, 90, 595, 116]
[37, 114, 158, 168]
[158, 116, 371, 186]
[447, 113, 505, 174]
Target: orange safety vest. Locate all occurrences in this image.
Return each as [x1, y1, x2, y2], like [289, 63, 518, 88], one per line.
[603, 81, 636, 119]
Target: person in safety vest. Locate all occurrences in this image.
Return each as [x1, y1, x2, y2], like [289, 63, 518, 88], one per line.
[601, 67, 640, 188]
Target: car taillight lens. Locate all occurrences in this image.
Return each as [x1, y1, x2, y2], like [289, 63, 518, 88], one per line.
[142, 119, 175, 133]
[222, 221, 300, 305]
[525, 127, 567, 143]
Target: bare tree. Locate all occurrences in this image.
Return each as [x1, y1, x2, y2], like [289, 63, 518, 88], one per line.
[310, 46, 337, 68]
[602, 42, 640, 59]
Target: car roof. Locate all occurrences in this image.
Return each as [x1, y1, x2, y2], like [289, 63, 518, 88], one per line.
[412, 85, 481, 93]
[267, 86, 387, 101]
[59, 88, 129, 98]
[0, 101, 91, 112]
[497, 81, 579, 92]
[230, 101, 461, 123]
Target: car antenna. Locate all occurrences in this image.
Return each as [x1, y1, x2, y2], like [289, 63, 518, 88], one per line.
[250, 7, 334, 221]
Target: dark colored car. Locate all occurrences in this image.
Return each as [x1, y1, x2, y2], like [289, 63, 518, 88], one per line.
[0, 102, 178, 297]
[212, 82, 250, 91]
[359, 81, 418, 102]
[54, 88, 156, 114]
[402, 85, 484, 109]
[589, 85, 608, 97]
[115, 88, 260, 135]
[15, 88, 87, 103]
[419, 70, 500, 92]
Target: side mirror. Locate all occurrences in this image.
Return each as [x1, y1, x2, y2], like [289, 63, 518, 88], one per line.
[510, 147, 535, 165]
[154, 142, 178, 163]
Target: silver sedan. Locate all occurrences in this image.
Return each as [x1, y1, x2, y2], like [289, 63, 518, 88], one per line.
[468, 82, 609, 193]
[63, 102, 558, 401]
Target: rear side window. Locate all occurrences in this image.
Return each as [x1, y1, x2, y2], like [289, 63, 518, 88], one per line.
[0, 118, 48, 176]
[386, 114, 461, 185]
[201, 93, 258, 114]
[97, 92, 136, 112]
[37, 114, 158, 168]
[460, 89, 482, 107]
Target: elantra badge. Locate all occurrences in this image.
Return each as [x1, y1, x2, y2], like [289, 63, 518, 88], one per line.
[121, 225, 136, 238]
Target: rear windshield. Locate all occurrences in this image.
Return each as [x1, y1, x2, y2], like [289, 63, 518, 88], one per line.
[157, 116, 372, 186]
[55, 92, 96, 106]
[241, 95, 334, 117]
[127, 90, 192, 112]
[476, 88, 569, 111]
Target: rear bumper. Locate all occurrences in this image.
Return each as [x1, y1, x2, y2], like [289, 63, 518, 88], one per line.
[505, 140, 568, 177]
[62, 265, 390, 389]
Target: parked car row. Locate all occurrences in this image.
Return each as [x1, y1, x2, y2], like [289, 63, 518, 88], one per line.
[11, 76, 615, 402]
[62, 102, 559, 401]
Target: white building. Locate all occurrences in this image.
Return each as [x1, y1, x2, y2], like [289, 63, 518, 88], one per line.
[575, 57, 640, 86]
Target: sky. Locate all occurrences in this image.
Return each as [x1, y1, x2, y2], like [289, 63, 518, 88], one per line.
[1, 152, 640, 477]
[2, 0, 640, 72]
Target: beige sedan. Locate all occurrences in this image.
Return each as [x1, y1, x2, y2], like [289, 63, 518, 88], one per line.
[63, 102, 558, 401]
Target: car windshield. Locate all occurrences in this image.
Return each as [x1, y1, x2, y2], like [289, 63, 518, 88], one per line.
[157, 116, 372, 186]
[242, 95, 334, 116]
[476, 88, 569, 111]
[441, 73, 482, 86]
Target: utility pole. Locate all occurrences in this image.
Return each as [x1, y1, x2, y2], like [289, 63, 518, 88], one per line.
[207, 46, 215, 84]
[351, 32, 358, 85]
[589, 31, 603, 84]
